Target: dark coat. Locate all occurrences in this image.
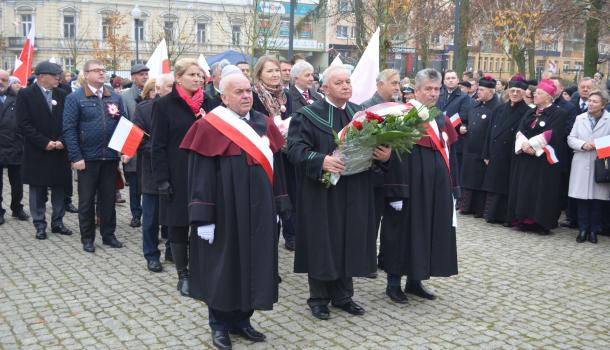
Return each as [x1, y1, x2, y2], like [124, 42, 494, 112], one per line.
[360, 91, 386, 109]
[554, 97, 580, 135]
[151, 84, 215, 227]
[132, 99, 157, 194]
[437, 86, 472, 156]
[288, 84, 322, 112]
[0, 90, 23, 165]
[17, 84, 71, 187]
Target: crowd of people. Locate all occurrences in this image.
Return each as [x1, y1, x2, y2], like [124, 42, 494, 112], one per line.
[0, 53, 608, 349]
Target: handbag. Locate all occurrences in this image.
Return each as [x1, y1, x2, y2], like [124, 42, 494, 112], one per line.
[594, 157, 610, 183]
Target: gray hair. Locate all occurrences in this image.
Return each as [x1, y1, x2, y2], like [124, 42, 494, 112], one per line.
[580, 76, 593, 84]
[589, 89, 610, 105]
[155, 73, 174, 87]
[376, 69, 399, 83]
[321, 65, 351, 85]
[219, 73, 249, 94]
[290, 60, 314, 80]
[414, 68, 442, 89]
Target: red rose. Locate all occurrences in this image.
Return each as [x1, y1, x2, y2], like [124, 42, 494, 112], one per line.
[365, 111, 384, 123]
[352, 120, 363, 130]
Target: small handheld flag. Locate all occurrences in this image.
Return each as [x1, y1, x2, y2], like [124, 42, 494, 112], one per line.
[450, 113, 462, 128]
[594, 135, 610, 159]
[108, 117, 145, 158]
[543, 145, 559, 165]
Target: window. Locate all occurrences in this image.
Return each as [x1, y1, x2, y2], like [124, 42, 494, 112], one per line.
[350, 26, 356, 38]
[164, 21, 175, 41]
[338, 0, 352, 12]
[135, 19, 144, 41]
[102, 17, 112, 39]
[21, 14, 33, 36]
[336, 25, 348, 39]
[298, 21, 312, 38]
[61, 57, 74, 72]
[232, 25, 241, 45]
[63, 15, 75, 39]
[279, 20, 289, 37]
[495, 61, 499, 72]
[197, 23, 206, 44]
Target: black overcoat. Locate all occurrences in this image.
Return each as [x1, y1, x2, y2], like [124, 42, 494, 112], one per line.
[0, 91, 23, 165]
[288, 84, 322, 112]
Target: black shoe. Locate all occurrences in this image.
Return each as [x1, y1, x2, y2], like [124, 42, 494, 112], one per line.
[35, 228, 47, 240]
[147, 260, 163, 272]
[366, 272, 378, 279]
[164, 248, 174, 263]
[230, 326, 266, 342]
[386, 286, 408, 304]
[576, 230, 588, 243]
[12, 210, 29, 221]
[502, 222, 512, 228]
[51, 225, 73, 235]
[83, 241, 95, 253]
[333, 301, 365, 315]
[284, 239, 295, 251]
[211, 330, 232, 350]
[102, 238, 123, 248]
[589, 231, 598, 244]
[406, 282, 437, 300]
[0, 215, 4, 225]
[65, 203, 78, 213]
[309, 304, 330, 320]
[130, 217, 141, 228]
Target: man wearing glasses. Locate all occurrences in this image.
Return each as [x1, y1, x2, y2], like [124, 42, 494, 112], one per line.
[63, 60, 126, 253]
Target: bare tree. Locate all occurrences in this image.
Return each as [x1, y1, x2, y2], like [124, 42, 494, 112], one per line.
[92, 11, 132, 73]
[60, 20, 92, 71]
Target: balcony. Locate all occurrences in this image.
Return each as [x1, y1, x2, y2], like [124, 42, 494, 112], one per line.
[7, 37, 28, 49]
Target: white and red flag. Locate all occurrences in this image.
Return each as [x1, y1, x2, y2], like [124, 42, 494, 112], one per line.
[543, 145, 559, 165]
[350, 27, 380, 104]
[449, 113, 462, 128]
[594, 134, 610, 159]
[13, 25, 35, 84]
[108, 117, 145, 158]
[146, 39, 171, 79]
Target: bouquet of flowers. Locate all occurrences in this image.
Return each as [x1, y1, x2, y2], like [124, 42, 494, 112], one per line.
[322, 100, 438, 187]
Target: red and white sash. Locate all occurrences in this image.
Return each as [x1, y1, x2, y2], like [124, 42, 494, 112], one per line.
[204, 106, 274, 184]
[425, 120, 450, 172]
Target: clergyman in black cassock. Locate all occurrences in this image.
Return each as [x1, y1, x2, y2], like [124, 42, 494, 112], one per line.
[287, 66, 391, 320]
[180, 74, 289, 348]
[380, 69, 459, 303]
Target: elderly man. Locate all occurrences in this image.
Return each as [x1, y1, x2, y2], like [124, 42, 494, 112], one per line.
[18, 62, 72, 239]
[571, 77, 594, 114]
[121, 64, 149, 228]
[287, 65, 391, 320]
[206, 60, 230, 110]
[288, 60, 322, 111]
[361, 69, 401, 108]
[180, 73, 289, 349]
[0, 69, 29, 225]
[63, 60, 125, 252]
[379, 68, 459, 303]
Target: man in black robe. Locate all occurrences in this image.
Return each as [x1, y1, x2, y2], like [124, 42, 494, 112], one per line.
[379, 68, 459, 303]
[481, 77, 531, 224]
[460, 75, 500, 217]
[180, 74, 289, 349]
[287, 66, 391, 320]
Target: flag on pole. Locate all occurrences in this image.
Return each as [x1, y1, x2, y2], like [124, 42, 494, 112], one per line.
[543, 145, 559, 165]
[108, 117, 145, 158]
[146, 39, 171, 79]
[594, 135, 610, 159]
[13, 25, 35, 84]
[349, 27, 380, 104]
[198, 54, 211, 73]
[449, 113, 462, 128]
[330, 54, 343, 66]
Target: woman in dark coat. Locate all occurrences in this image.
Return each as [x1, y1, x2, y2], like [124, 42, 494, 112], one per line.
[481, 78, 531, 224]
[152, 59, 214, 296]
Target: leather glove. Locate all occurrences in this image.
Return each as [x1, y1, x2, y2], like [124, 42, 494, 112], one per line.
[158, 181, 173, 199]
[389, 200, 403, 211]
[197, 224, 215, 244]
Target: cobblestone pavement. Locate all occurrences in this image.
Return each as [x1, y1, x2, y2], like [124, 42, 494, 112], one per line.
[1, 180, 609, 350]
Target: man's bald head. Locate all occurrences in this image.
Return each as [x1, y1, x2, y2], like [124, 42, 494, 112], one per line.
[322, 65, 352, 105]
[0, 70, 9, 94]
[220, 74, 253, 117]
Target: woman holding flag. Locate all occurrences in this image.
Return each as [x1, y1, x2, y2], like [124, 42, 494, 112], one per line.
[567, 90, 610, 244]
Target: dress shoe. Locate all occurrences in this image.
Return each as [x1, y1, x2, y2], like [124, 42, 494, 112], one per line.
[366, 272, 378, 279]
[589, 231, 598, 244]
[65, 203, 78, 213]
[333, 300, 365, 316]
[130, 217, 141, 228]
[147, 260, 163, 272]
[102, 238, 123, 248]
[309, 304, 330, 320]
[51, 225, 73, 235]
[576, 230, 588, 243]
[35, 228, 47, 240]
[83, 241, 95, 253]
[386, 286, 408, 304]
[406, 282, 437, 300]
[284, 239, 295, 251]
[211, 330, 232, 350]
[0, 215, 4, 225]
[230, 326, 266, 342]
[12, 210, 30, 221]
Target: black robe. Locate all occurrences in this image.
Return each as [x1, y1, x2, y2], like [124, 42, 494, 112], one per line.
[379, 116, 459, 280]
[180, 109, 289, 312]
[287, 99, 382, 280]
[507, 104, 568, 230]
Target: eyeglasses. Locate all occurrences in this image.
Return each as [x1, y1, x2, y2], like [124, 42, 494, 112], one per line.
[86, 69, 107, 74]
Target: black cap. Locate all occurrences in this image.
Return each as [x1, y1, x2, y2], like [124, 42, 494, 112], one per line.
[478, 75, 496, 89]
[508, 79, 528, 90]
[34, 61, 63, 76]
[130, 64, 150, 75]
[402, 86, 414, 93]
[458, 80, 471, 88]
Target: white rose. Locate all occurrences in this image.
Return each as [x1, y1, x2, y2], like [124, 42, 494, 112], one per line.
[418, 107, 429, 119]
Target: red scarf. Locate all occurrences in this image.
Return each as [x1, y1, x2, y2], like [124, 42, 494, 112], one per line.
[176, 84, 205, 117]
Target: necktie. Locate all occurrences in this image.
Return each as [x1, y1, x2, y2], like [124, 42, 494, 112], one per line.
[302, 90, 310, 101]
[45, 90, 53, 110]
[581, 102, 587, 112]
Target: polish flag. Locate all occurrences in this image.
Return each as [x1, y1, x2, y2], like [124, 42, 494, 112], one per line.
[108, 117, 145, 158]
[543, 145, 559, 165]
[594, 135, 610, 159]
[13, 25, 35, 84]
[146, 39, 171, 79]
[350, 27, 380, 104]
[450, 113, 462, 128]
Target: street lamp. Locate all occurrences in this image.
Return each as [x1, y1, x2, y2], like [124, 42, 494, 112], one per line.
[131, 4, 142, 64]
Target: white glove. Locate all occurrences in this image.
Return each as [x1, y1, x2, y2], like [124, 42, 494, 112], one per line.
[197, 224, 215, 244]
[389, 201, 403, 211]
[276, 215, 280, 223]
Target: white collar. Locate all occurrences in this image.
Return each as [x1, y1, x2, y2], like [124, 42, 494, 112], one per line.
[295, 85, 306, 94]
[37, 84, 51, 93]
[325, 97, 347, 110]
[579, 98, 588, 106]
[88, 84, 104, 95]
[227, 108, 250, 121]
